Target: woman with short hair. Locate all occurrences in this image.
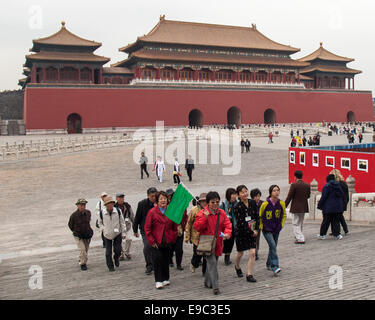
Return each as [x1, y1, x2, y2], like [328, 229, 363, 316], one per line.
[250, 188, 263, 260]
[233, 185, 259, 282]
[194, 191, 232, 295]
[144, 191, 178, 289]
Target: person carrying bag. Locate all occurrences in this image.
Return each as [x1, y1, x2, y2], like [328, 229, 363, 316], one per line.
[196, 209, 221, 256]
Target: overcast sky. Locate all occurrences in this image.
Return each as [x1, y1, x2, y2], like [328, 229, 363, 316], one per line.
[0, 0, 374, 94]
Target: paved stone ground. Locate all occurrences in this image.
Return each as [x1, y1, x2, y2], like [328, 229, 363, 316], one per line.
[0, 131, 374, 299]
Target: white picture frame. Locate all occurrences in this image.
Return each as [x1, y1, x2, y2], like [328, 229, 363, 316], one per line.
[326, 156, 335, 168]
[299, 152, 305, 166]
[341, 158, 351, 170]
[358, 159, 368, 172]
[312, 153, 319, 167]
[290, 151, 295, 164]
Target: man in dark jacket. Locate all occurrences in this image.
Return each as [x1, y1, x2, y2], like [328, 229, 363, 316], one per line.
[68, 198, 93, 271]
[285, 170, 311, 244]
[133, 187, 157, 274]
[185, 155, 195, 181]
[317, 174, 345, 240]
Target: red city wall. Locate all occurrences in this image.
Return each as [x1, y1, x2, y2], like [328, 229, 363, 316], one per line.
[24, 86, 374, 130]
[288, 147, 375, 193]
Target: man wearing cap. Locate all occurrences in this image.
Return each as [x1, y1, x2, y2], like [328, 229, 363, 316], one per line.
[68, 199, 93, 271]
[115, 193, 135, 260]
[133, 187, 157, 275]
[99, 196, 127, 272]
[96, 192, 108, 248]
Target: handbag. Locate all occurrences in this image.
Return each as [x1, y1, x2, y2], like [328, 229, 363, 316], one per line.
[197, 210, 221, 256]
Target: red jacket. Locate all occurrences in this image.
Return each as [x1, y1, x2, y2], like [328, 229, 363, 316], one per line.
[180, 210, 188, 231]
[145, 206, 178, 247]
[193, 205, 232, 256]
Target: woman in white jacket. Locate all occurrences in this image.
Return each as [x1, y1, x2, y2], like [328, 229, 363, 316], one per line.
[153, 156, 166, 183]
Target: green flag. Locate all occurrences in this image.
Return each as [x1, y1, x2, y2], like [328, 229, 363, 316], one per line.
[165, 183, 194, 224]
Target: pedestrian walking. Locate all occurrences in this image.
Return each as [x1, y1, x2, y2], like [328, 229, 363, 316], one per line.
[133, 187, 158, 275]
[144, 191, 178, 289]
[233, 185, 259, 283]
[96, 192, 108, 248]
[98, 196, 127, 272]
[166, 188, 188, 270]
[68, 198, 93, 271]
[259, 185, 286, 276]
[284, 170, 311, 244]
[268, 132, 273, 143]
[329, 169, 350, 236]
[317, 174, 345, 240]
[245, 139, 251, 152]
[241, 139, 245, 153]
[153, 156, 166, 183]
[185, 193, 207, 275]
[194, 191, 232, 295]
[115, 192, 135, 260]
[219, 188, 238, 266]
[185, 155, 195, 182]
[173, 158, 182, 185]
[250, 188, 263, 260]
[139, 152, 150, 179]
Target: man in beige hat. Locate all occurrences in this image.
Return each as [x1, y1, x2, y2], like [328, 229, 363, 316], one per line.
[98, 196, 127, 272]
[185, 192, 207, 274]
[96, 192, 108, 248]
[68, 198, 93, 271]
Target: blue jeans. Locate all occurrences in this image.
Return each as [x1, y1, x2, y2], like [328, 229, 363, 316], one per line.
[262, 231, 280, 271]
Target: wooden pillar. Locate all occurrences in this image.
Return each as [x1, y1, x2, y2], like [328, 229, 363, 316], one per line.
[99, 68, 103, 84]
[329, 77, 332, 89]
[57, 68, 60, 82]
[297, 73, 300, 84]
[91, 68, 94, 83]
[253, 71, 256, 82]
[78, 68, 81, 83]
[194, 69, 198, 81]
[176, 67, 180, 80]
[283, 72, 287, 84]
[213, 70, 216, 81]
[268, 71, 271, 83]
[156, 67, 161, 80]
[31, 66, 37, 83]
[42, 68, 46, 83]
[348, 77, 350, 90]
[352, 78, 355, 90]
[236, 71, 240, 82]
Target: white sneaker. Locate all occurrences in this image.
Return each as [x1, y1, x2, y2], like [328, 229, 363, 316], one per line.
[273, 268, 281, 275]
[317, 234, 326, 240]
[156, 282, 163, 289]
[336, 235, 343, 240]
[162, 280, 170, 286]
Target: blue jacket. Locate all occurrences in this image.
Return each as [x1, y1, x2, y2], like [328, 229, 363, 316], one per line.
[317, 181, 345, 213]
[220, 199, 238, 229]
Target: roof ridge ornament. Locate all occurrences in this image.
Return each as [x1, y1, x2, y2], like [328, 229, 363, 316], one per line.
[251, 23, 257, 30]
[61, 21, 66, 28]
[320, 41, 323, 47]
[160, 15, 166, 21]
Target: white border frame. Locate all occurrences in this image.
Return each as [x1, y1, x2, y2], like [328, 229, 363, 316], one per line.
[341, 158, 351, 170]
[357, 159, 368, 172]
[326, 156, 335, 168]
[290, 151, 295, 164]
[312, 153, 319, 167]
[299, 152, 306, 166]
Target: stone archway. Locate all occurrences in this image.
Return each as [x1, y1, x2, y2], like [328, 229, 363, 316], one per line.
[347, 111, 355, 123]
[264, 108, 276, 124]
[188, 109, 203, 128]
[227, 106, 241, 127]
[67, 113, 82, 134]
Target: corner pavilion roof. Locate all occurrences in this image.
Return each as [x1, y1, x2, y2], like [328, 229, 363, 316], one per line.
[120, 17, 301, 54]
[298, 43, 354, 63]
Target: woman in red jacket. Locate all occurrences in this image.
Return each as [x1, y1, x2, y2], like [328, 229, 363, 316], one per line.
[194, 191, 232, 295]
[144, 191, 178, 289]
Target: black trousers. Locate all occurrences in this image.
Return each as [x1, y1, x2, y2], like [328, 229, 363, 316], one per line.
[151, 246, 170, 283]
[330, 213, 349, 234]
[140, 164, 149, 179]
[170, 235, 183, 266]
[223, 236, 235, 255]
[320, 213, 341, 237]
[191, 244, 207, 274]
[186, 169, 193, 181]
[101, 231, 106, 247]
[104, 234, 122, 269]
[141, 234, 153, 269]
[173, 174, 180, 184]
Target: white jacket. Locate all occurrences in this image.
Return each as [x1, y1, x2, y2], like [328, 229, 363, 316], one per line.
[98, 207, 126, 240]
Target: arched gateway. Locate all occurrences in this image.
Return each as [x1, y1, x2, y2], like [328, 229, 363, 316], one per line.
[347, 111, 355, 123]
[188, 109, 203, 127]
[264, 108, 276, 124]
[67, 113, 82, 134]
[227, 106, 241, 127]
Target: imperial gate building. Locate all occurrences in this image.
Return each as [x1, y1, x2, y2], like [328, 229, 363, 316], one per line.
[20, 17, 374, 134]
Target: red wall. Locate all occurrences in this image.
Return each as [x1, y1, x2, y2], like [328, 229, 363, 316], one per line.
[24, 86, 374, 130]
[288, 147, 375, 193]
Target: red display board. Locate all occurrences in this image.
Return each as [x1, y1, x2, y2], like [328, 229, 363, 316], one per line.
[288, 145, 375, 193]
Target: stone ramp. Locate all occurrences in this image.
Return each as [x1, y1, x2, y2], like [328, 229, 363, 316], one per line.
[1, 222, 374, 300]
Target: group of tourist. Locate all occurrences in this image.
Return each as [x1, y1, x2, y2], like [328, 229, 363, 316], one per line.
[139, 152, 195, 184]
[68, 168, 350, 295]
[240, 139, 251, 153]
